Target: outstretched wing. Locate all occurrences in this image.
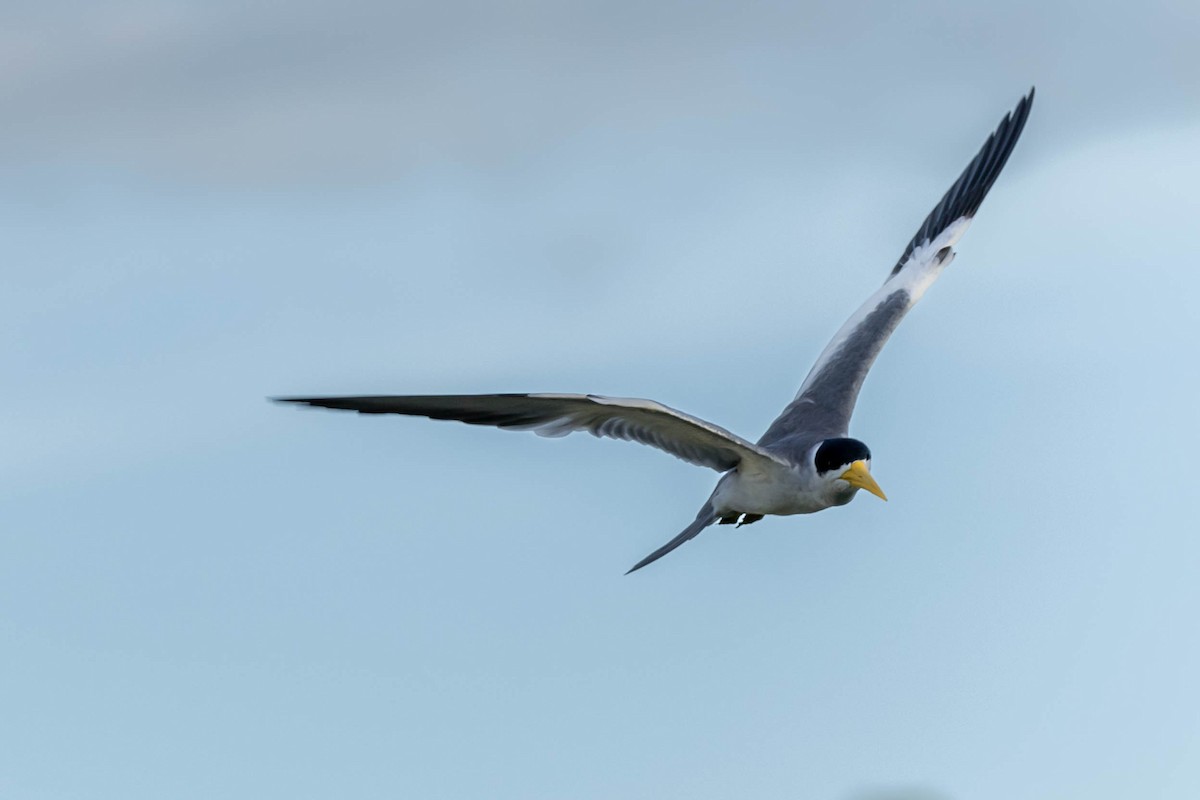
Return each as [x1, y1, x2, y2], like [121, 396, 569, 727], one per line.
[277, 393, 788, 473]
[759, 88, 1034, 446]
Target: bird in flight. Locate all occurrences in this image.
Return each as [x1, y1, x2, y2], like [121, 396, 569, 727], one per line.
[278, 89, 1034, 573]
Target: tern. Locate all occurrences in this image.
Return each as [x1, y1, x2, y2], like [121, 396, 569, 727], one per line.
[278, 89, 1034, 573]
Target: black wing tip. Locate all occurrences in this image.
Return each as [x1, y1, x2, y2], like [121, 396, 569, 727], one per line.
[270, 395, 390, 414]
[890, 87, 1035, 275]
[272, 396, 342, 407]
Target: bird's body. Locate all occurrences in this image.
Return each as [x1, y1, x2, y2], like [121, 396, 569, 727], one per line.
[278, 89, 1035, 573]
[712, 460, 833, 519]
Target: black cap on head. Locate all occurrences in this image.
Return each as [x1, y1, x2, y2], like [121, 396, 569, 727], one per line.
[815, 438, 871, 475]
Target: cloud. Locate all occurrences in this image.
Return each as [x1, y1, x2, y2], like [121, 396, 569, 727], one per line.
[2, 0, 1196, 184]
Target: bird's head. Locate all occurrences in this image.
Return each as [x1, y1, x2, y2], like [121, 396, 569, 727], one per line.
[814, 438, 887, 503]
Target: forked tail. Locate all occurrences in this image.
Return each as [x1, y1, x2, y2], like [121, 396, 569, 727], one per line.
[626, 502, 719, 574]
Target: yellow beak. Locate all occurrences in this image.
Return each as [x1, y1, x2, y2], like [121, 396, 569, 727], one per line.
[839, 460, 887, 501]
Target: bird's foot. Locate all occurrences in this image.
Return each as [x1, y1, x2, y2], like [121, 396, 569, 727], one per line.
[719, 513, 764, 527]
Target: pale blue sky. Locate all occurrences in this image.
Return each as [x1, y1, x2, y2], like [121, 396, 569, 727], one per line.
[3, 2, 1200, 798]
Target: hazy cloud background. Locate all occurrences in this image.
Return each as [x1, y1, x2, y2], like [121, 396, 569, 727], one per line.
[3, 2, 1199, 798]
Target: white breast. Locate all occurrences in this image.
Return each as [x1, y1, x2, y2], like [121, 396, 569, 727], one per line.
[710, 464, 834, 517]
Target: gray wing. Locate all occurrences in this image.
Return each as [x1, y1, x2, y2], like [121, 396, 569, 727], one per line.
[759, 88, 1034, 446]
[277, 393, 788, 473]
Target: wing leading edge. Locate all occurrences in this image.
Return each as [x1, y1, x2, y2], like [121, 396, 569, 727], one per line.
[276, 393, 788, 473]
